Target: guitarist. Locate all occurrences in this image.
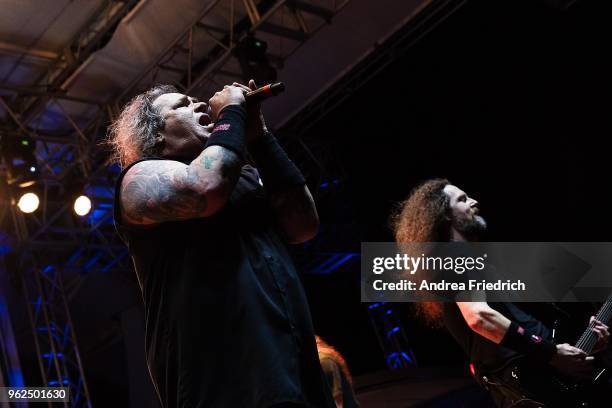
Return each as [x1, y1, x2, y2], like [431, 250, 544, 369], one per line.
[392, 179, 610, 407]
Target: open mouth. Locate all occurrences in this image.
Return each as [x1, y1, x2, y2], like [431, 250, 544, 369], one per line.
[196, 113, 213, 143]
[198, 113, 212, 127]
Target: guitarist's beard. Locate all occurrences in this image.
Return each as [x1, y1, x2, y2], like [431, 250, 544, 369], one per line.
[454, 214, 487, 241]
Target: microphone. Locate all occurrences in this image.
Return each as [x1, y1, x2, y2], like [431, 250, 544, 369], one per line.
[245, 82, 285, 103]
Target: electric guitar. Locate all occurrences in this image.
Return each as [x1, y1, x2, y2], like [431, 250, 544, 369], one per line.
[488, 297, 612, 407]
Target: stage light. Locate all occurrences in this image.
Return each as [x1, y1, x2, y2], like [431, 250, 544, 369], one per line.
[1, 136, 39, 187]
[17, 192, 40, 213]
[235, 35, 277, 84]
[73, 195, 92, 216]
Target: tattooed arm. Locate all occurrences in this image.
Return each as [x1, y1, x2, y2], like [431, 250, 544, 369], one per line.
[120, 146, 241, 225]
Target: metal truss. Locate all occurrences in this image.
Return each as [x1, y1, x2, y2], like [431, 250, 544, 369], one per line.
[116, 0, 350, 104]
[16, 257, 92, 408]
[367, 302, 417, 370]
[0, 258, 26, 393]
[0, 2, 137, 374]
[11, 0, 141, 123]
[280, 0, 468, 140]
[0, 92, 121, 407]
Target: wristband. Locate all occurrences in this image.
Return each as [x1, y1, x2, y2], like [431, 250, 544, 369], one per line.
[205, 105, 246, 159]
[248, 131, 306, 192]
[500, 321, 556, 362]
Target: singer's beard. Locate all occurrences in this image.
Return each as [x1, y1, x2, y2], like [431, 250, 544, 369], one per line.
[454, 215, 487, 241]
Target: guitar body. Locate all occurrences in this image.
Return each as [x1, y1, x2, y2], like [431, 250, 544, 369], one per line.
[483, 297, 612, 407]
[490, 357, 605, 407]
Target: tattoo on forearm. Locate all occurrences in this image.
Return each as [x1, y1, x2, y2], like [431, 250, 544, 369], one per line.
[120, 147, 243, 225]
[202, 154, 218, 169]
[197, 147, 242, 184]
[121, 163, 208, 223]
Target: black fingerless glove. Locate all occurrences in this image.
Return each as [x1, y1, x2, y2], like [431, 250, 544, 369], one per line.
[205, 105, 247, 160]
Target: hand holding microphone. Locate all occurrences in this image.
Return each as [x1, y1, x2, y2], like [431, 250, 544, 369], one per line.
[232, 79, 281, 142]
[244, 82, 285, 103]
[232, 80, 285, 103]
[208, 85, 245, 121]
[208, 80, 284, 120]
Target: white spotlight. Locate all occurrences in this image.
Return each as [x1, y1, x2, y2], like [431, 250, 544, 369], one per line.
[73, 195, 92, 216]
[17, 192, 40, 213]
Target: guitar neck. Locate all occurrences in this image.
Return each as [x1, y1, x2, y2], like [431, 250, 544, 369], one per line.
[575, 296, 612, 354]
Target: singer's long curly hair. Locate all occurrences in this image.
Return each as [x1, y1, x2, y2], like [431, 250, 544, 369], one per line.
[107, 84, 177, 168]
[390, 178, 451, 328]
[315, 335, 353, 385]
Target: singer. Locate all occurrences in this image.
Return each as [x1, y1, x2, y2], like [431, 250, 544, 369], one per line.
[108, 81, 335, 408]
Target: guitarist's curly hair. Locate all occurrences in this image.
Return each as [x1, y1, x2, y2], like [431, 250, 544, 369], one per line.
[390, 178, 451, 328]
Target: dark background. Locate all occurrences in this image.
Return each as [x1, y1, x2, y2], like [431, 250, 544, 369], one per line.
[299, 0, 612, 377]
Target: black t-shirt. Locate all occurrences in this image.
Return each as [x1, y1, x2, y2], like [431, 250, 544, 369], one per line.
[442, 302, 552, 373]
[114, 158, 334, 408]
